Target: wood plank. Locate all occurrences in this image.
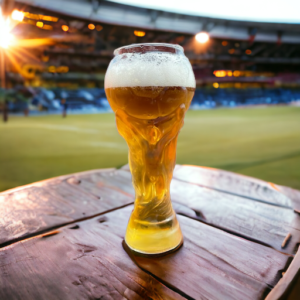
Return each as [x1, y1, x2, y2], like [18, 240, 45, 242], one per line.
[1, 165, 299, 299]
[77, 168, 134, 196]
[3, 163, 295, 256]
[0, 169, 134, 247]
[172, 165, 292, 208]
[276, 185, 300, 212]
[105, 167, 300, 254]
[170, 179, 300, 255]
[0, 206, 291, 300]
[0, 207, 185, 300]
[120, 167, 300, 254]
[266, 246, 300, 300]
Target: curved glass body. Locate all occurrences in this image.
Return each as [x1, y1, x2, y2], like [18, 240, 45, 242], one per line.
[105, 43, 195, 255]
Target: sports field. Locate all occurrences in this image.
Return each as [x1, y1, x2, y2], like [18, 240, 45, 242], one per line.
[1, 106, 300, 192]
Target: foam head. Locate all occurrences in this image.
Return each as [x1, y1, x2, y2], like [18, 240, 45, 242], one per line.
[105, 43, 196, 89]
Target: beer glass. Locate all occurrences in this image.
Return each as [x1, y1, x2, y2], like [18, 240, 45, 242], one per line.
[105, 43, 195, 255]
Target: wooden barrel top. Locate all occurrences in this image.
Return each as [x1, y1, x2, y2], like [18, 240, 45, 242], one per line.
[1, 164, 300, 300]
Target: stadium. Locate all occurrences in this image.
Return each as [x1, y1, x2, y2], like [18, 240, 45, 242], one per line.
[1, 1, 300, 299]
[1, 0, 300, 109]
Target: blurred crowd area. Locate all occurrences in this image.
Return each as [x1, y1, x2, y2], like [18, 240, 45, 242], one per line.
[0, 86, 109, 114]
[1, 86, 300, 115]
[1, 0, 300, 114]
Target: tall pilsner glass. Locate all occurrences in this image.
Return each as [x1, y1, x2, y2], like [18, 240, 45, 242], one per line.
[105, 43, 195, 255]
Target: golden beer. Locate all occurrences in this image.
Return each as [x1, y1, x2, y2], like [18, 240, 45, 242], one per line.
[105, 44, 195, 254]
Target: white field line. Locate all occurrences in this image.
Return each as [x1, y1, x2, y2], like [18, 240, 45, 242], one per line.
[89, 141, 127, 150]
[3, 123, 99, 134]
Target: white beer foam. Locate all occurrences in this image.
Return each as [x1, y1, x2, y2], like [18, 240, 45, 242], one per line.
[105, 52, 196, 88]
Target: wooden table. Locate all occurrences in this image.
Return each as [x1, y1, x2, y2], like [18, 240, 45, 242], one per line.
[1, 164, 300, 300]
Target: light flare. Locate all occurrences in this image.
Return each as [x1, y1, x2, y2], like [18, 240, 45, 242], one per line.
[0, 9, 15, 49]
[62, 25, 69, 32]
[134, 30, 146, 37]
[195, 32, 209, 44]
[214, 70, 227, 77]
[36, 21, 43, 28]
[0, 8, 56, 83]
[11, 10, 24, 22]
[13, 38, 54, 48]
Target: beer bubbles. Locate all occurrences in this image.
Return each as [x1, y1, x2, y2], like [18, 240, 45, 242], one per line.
[105, 46, 195, 90]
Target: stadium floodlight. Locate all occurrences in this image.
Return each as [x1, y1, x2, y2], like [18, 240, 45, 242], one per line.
[11, 10, 24, 22]
[36, 21, 44, 28]
[134, 30, 146, 37]
[0, 10, 14, 49]
[195, 32, 209, 44]
[61, 25, 69, 32]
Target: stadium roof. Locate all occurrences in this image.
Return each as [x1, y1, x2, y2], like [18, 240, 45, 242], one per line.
[14, 0, 300, 44]
[108, 0, 300, 24]
[2, 0, 300, 86]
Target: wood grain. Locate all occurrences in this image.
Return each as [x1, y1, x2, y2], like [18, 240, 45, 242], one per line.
[0, 206, 292, 300]
[0, 169, 134, 247]
[121, 167, 300, 254]
[114, 207, 290, 299]
[1, 164, 300, 299]
[172, 165, 292, 208]
[122, 165, 300, 254]
[2, 165, 300, 255]
[277, 185, 300, 212]
[170, 179, 300, 254]
[0, 207, 184, 300]
[266, 246, 300, 300]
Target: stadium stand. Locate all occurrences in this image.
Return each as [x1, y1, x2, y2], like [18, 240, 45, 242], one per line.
[1, 0, 300, 112]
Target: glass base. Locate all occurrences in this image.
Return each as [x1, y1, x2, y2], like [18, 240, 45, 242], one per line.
[124, 212, 183, 255]
[124, 237, 183, 257]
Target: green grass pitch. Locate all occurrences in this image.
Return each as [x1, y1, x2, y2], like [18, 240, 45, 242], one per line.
[0, 106, 300, 192]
